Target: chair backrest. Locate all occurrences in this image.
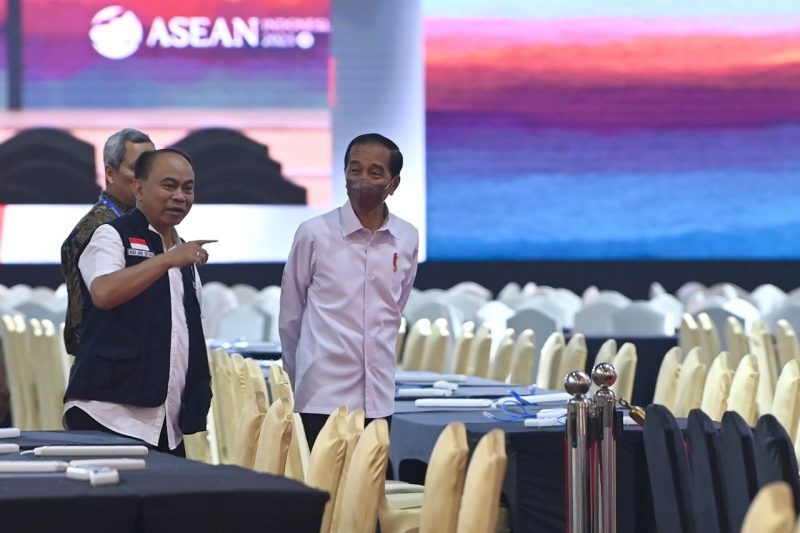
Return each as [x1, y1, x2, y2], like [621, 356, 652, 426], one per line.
[776, 319, 800, 370]
[28, 318, 67, 429]
[750, 284, 787, 317]
[648, 293, 683, 331]
[450, 321, 475, 375]
[772, 359, 800, 444]
[740, 481, 796, 533]
[402, 318, 431, 371]
[267, 364, 309, 481]
[700, 352, 734, 422]
[728, 354, 761, 426]
[230, 389, 269, 469]
[230, 283, 259, 306]
[418, 422, 470, 533]
[466, 323, 492, 378]
[488, 328, 515, 382]
[507, 329, 536, 385]
[535, 332, 565, 390]
[0, 314, 37, 429]
[725, 316, 750, 369]
[506, 308, 558, 347]
[215, 305, 270, 341]
[753, 414, 800, 516]
[687, 409, 730, 533]
[559, 333, 588, 385]
[719, 411, 760, 533]
[456, 429, 508, 533]
[673, 347, 708, 418]
[610, 342, 638, 402]
[611, 301, 675, 337]
[307, 407, 349, 533]
[395, 316, 407, 364]
[330, 409, 366, 533]
[680, 313, 702, 357]
[420, 318, 450, 373]
[750, 320, 778, 417]
[253, 398, 293, 475]
[334, 419, 391, 533]
[200, 283, 238, 338]
[593, 338, 617, 367]
[695, 312, 721, 365]
[652, 346, 682, 410]
[643, 404, 697, 533]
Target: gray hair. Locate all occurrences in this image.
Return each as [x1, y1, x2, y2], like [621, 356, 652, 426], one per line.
[103, 128, 153, 169]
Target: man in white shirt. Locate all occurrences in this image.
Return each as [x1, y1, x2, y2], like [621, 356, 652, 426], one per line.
[63, 148, 215, 456]
[280, 133, 419, 447]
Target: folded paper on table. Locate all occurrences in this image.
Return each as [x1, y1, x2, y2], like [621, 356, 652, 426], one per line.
[33, 445, 149, 457]
[492, 392, 572, 408]
[524, 418, 565, 427]
[396, 388, 452, 398]
[0, 428, 21, 439]
[415, 398, 493, 408]
[396, 371, 468, 383]
[0, 460, 68, 472]
[0, 443, 20, 455]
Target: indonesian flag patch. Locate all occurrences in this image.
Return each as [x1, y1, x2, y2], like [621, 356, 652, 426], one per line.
[129, 237, 149, 251]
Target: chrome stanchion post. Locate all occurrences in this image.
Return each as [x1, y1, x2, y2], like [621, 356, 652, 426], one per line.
[565, 370, 593, 533]
[592, 363, 618, 533]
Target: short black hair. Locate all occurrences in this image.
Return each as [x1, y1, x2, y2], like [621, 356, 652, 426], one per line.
[134, 148, 193, 180]
[344, 133, 403, 177]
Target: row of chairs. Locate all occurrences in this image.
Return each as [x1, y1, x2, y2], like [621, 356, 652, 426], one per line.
[644, 405, 799, 533]
[0, 314, 71, 430]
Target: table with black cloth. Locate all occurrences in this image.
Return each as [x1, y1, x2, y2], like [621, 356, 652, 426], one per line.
[390, 404, 654, 533]
[0, 431, 328, 533]
[583, 335, 678, 406]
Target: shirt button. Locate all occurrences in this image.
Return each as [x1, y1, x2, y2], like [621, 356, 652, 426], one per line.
[368, 273, 375, 281]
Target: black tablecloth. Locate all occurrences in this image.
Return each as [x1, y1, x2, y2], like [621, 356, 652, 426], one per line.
[0, 436, 327, 533]
[390, 408, 654, 533]
[9, 430, 141, 450]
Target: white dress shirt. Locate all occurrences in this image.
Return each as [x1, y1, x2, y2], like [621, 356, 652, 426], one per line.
[279, 200, 418, 418]
[64, 224, 202, 449]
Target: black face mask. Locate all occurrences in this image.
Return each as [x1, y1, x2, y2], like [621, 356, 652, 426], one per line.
[346, 177, 394, 212]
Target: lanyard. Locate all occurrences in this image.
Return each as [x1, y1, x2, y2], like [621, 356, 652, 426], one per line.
[100, 195, 123, 217]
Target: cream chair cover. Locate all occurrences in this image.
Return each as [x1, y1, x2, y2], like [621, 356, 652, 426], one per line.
[679, 313, 702, 358]
[456, 428, 508, 533]
[306, 407, 348, 533]
[652, 347, 682, 410]
[772, 360, 800, 444]
[466, 323, 493, 378]
[488, 328, 515, 382]
[672, 347, 707, 418]
[741, 481, 795, 533]
[559, 333, 588, 386]
[728, 354, 761, 426]
[450, 321, 476, 375]
[269, 364, 310, 481]
[594, 339, 617, 367]
[750, 320, 778, 416]
[334, 419, 391, 533]
[253, 397, 293, 475]
[330, 409, 366, 533]
[420, 318, 450, 373]
[403, 318, 431, 371]
[230, 389, 268, 469]
[696, 312, 720, 366]
[699, 352, 734, 422]
[507, 329, 536, 385]
[535, 332, 565, 390]
[610, 342, 638, 402]
[725, 316, 750, 368]
[396, 316, 407, 364]
[777, 320, 800, 369]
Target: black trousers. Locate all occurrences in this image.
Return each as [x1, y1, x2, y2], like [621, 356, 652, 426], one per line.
[64, 407, 186, 458]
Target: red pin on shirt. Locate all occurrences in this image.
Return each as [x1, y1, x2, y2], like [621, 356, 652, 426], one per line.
[393, 252, 398, 272]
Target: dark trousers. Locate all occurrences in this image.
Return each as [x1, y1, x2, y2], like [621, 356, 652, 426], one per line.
[64, 407, 186, 458]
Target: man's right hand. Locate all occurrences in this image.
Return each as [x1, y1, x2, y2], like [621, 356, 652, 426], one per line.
[165, 240, 217, 268]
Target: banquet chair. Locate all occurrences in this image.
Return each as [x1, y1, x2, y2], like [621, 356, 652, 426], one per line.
[419, 318, 450, 373]
[488, 328, 515, 382]
[450, 321, 475, 375]
[402, 318, 431, 371]
[230, 283, 258, 306]
[200, 282, 238, 338]
[379, 422, 469, 533]
[727, 354, 761, 426]
[306, 407, 349, 533]
[1, 314, 39, 429]
[652, 346, 682, 410]
[330, 409, 366, 533]
[741, 481, 795, 533]
[506, 308, 559, 350]
[28, 318, 67, 429]
[725, 316, 750, 368]
[215, 305, 270, 342]
[507, 329, 536, 385]
[609, 342, 638, 402]
[719, 411, 760, 533]
[207, 348, 234, 463]
[687, 409, 730, 533]
[466, 323, 492, 378]
[754, 414, 800, 514]
[230, 389, 268, 469]
[456, 428, 508, 533]
[750, 320, 778, 416]
[776, 320, 800, 369]
[772, 360, 800, 445]
[648, 293, 683, 330]
[750, 283, 787, 318]
[559, 333, 588, 385]
[680, 313, 703, 357]
[268, 364, 310, 481]
[643, 404, 697, 533]
[253, 398, 293, 475]
[535, 332, 565, 390]
[396, 317, 407, 364]
[611, 301, 674, 337]
[672, 347, 708, 418]
[334, 419, 390, 533]
[696, 313, 720, 365]
[593, 338, 617, 367]
[700, 352, 734, 422]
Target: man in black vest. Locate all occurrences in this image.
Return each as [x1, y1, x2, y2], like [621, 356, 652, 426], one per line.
[63, 148, 215, 457]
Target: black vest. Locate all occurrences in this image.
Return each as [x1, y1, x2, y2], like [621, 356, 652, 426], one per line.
[65, 209, 211, 434]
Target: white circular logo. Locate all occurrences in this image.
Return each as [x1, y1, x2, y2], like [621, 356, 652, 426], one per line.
[295, 30, 315, 50]
[89, 6, 143, 60]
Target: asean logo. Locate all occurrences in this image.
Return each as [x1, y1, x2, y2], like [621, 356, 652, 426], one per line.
[89, 6, 143, 60]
